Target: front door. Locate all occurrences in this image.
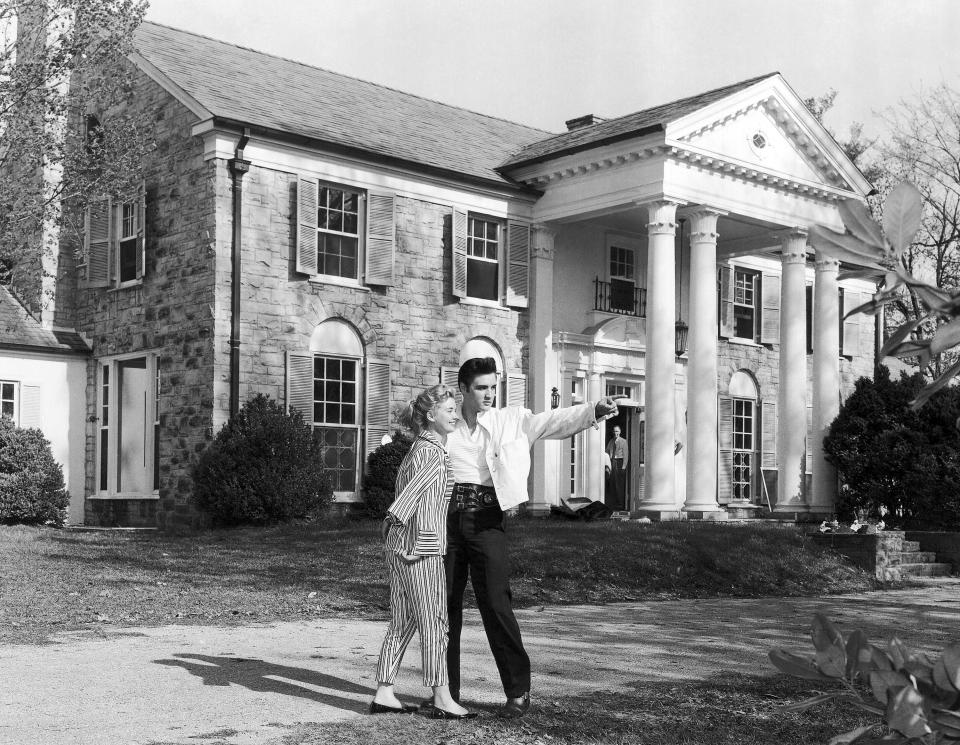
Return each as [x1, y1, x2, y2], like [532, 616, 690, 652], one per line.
[117, 359, 151, 494]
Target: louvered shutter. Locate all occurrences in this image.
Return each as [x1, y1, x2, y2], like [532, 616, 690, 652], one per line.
[365, 192, 395, 285]
[286, 351, 314, 424]
[718, 265, 734, 338]
[20, 384, 41, 429]
[440, 366, 462, 405]
[135, 181, 146, 280]
[760, 272, 780, 345]
[506, 221, 530, 308]
[85, 198, 112, 287]
[842, 290, 861, 357]
[507, 373, 527, 408]
[452, 207, 468, 297]
[760, 400, 777, 469]
[717, 395, 733, 503]
[365, 359, 391, 459]
[805, 404, 814, 474]
[295, 176, 318, 275]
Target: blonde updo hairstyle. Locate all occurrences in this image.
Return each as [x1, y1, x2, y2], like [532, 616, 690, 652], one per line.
[397, 384, 456, 434]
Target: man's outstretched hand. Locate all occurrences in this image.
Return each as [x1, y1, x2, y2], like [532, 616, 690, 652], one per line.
[595, 395, 627, 421]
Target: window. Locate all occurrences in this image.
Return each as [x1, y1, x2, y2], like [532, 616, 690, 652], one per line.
[467, 215, 501, 301]
[118, 199, 139, 283]
[317, 185, 361, 279]
[84, 185, 145, 288]
[1, 381, 17, 423]
[313, 356, 360, 492]
[732, 399, 755, 501]
[609, 245, 636, 313]
[733, 269, 759, 340]
[99, 367, 109, 491]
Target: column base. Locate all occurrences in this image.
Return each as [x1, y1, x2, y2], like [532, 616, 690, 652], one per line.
[631, 509, 683, 521]
[682, 507, 730, 521]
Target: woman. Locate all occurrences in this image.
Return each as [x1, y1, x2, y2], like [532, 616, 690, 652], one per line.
[369, 385, 476, 719]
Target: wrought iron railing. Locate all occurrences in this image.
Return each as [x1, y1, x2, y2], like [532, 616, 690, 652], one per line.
[593, 277, 647, 317]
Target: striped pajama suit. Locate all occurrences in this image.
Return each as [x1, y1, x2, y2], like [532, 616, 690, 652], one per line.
[375, 430, 453, 687]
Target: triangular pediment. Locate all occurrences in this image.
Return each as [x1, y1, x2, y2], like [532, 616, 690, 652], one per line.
[665, 75, 871, 197]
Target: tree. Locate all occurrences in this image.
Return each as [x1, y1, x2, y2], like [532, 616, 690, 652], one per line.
[803, 88, 878, 179]
[0, 0, 152, 314]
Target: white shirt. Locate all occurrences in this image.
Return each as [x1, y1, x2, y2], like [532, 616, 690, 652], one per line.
[447, 419, 493, 486]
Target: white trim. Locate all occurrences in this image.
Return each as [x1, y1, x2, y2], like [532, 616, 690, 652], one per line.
[457, 296, 511, 311]
[307, 276, 371, 292]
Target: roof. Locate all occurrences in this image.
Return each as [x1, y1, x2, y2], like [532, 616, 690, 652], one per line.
[499, 73, 778, 170]
[133, 22, 552, 188]
[0, 287, 89, 355]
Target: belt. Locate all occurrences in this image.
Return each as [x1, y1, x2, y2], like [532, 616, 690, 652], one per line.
[451, 483, 498, 513]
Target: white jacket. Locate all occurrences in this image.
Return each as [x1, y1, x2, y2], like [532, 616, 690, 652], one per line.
[465, 402, 597, 510]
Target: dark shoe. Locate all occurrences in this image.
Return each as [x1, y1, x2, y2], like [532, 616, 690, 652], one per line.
[427, 703, 478, 720]
[369, 701, 418, 714]
[498, 692, 530, 719]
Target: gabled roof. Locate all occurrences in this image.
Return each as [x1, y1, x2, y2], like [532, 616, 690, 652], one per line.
[499, 73, 778, 170]
[0, 287, 89, 355]
[133, 22, 552, 189]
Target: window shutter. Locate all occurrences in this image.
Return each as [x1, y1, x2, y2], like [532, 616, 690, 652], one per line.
[506, 220, 530, 308]
[135, 181, 146, 280]
[507, 373, 527, 408]
[760, 400, 777, 469]
[805, 403, 814, 474]
[85, 198, 112, 287]
[295, 176, 318, 275]
[718, 265, 734, 338]
[440, 366, 462, 405]
[286, 351, 314, 424]
[717, 395, 733, 503]
[365, 359, 391, 459]
[365, 192, 395, 286]
[452, 207, 468, 297]
[21, 384, 41, 429]
[760, 272, 780, 345]
[842, 290, 861, 357]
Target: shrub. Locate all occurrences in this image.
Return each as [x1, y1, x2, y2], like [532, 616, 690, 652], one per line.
[0, 418, 69, 526]
[362, 430, 413, 518]
[823, 365, 960, 529]
[192, 394, 333, 526]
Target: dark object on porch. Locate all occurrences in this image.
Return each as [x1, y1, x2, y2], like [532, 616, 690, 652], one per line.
[550, 497, 612, 521]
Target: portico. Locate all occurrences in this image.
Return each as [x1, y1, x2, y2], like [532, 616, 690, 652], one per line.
[500, 72, 874, 517]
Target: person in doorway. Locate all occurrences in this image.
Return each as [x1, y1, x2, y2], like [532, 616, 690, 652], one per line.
[443, 357, 622, 718]
[605, 425, 628, 511]
[371, 385, 477, 720]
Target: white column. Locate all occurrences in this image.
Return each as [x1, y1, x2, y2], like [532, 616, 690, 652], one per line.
[775, 230, 809, 511]
[811, 254, 840, 513]
[529, 225, 561, 513]
[683, 208, 725, 516]
[639, 200, 679, 514]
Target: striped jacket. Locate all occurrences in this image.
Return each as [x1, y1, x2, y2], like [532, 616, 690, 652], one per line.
[384, 430, 452, 556]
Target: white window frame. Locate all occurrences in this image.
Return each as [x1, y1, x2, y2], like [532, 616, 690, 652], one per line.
[94, 352, 160, 499]
[465, 213, 504, 304]
[732, 267, 760, 342]
[314, 181, 366, 286]
[0, 380, 19, 425]
[312, 352, 364, 499]
[731, 397, 757, 502]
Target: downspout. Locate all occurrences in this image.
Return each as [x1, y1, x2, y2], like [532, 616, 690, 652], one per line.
[228, 129, 251, 419]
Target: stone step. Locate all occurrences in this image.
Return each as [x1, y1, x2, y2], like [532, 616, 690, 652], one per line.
[900, 550, 938, 563]
[902, 540, 921, 552]
[901, 562, 954, 577]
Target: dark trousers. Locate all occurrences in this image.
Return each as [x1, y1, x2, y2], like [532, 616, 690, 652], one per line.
[444, 504, 530, 700]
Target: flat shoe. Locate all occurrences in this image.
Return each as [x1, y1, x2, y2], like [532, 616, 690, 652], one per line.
[369, 701, 418, 714]
[428, 704, 478, 720]
[498, 692, 530, 719]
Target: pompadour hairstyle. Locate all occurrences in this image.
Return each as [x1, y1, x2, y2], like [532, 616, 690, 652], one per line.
[458, 356, 498, 390]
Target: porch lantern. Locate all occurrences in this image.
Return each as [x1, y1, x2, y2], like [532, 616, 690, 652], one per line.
[675, 319, 689, 357]
[551, 386, 560, 409]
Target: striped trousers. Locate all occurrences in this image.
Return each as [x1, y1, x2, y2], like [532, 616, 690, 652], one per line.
[375, 552, 448, 687]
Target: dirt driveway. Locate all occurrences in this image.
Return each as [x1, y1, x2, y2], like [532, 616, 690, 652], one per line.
[2, 581, 958, 745]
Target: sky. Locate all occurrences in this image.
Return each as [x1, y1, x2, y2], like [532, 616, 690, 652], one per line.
[142, 0, 960, 142]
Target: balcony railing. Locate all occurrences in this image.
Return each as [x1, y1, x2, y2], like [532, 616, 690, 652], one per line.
[594, 277, 647, 317]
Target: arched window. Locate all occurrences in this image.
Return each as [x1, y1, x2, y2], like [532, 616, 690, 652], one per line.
[722, 371, 759, 503]
[309, 319, 364, 495]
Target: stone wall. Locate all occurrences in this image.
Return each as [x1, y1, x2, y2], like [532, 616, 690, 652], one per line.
[811, 530, 905, 581]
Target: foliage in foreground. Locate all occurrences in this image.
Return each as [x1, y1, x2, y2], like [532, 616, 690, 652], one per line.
[0, 418, 68, 526]
[771, 614, 960, 745]
[363, 431, 413, 518]
[192, 394, 333, 526]
[823, 365, 960, 528]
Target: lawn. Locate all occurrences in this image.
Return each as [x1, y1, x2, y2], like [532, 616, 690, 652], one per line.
[0, 517, 881, 645]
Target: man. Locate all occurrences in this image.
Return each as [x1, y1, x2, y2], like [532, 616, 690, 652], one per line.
[443, 357, 622, 718]
[605, 425, 628, 511]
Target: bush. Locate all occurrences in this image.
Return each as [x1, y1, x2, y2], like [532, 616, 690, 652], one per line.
[823, 365, 960, 528]
[0, 418, 69, 526]
[192, 394, 333, 526]
[362, 430, 413, 518]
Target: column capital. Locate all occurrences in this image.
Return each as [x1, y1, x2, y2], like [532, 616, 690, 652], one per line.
[531, 223, 557, 260]
[687, 207, 725, 243]
[814, 254, 840, 272]
[780, 228, 808, 264]
[643, 199, 682, 235]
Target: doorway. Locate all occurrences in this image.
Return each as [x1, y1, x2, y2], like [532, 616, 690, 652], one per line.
[117, 358, 151, 494]
[603, 404, 641, 511]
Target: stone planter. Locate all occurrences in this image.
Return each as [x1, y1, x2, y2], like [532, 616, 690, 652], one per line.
[810, 530, 904, 581]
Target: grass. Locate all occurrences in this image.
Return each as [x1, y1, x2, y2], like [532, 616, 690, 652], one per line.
[269, 673, 877, 745]
[0, 517, 882, 645]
